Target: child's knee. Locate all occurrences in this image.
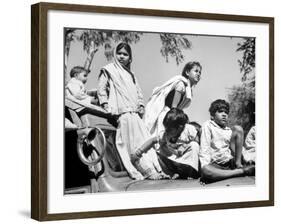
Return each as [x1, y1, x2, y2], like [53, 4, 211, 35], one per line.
[232, 125, 244, 135]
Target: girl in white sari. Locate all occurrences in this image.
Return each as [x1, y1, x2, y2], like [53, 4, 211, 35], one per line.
[144, 61, 202, 138]
[98, 42, 165, 180]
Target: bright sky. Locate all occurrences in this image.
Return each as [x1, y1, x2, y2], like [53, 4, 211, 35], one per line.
[66, 31, 244, 124]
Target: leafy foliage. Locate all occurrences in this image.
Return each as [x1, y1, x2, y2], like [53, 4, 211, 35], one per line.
[64, 28, 77, 58]
[160, 34, 192, 65]
[228, 85, 255, 133]
[64, 29, 192, 75]
[228, 38, 256, 134]
[78, 30, 143, 62]
[236, 37, 255, 83]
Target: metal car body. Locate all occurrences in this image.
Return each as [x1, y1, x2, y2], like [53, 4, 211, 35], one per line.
[64, 98, 255, 194]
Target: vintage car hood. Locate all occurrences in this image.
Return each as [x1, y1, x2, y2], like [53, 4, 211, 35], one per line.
[126, 176, 255, 191]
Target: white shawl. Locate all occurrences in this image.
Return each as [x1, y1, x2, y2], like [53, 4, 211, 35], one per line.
[144, 75, 192, 134]
[101, 58, 142, 115]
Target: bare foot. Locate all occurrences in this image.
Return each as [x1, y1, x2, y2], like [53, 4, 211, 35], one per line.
[159, 171, 171, 179]
[129, 171, 144, 180]
[171, 173, 180, 180]
[147, 172, 163, 180]
[147, 171, 170, 180]
[243, 164, 255, 176]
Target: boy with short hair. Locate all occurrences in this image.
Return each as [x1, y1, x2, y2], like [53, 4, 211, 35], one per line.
[66, 66, 98, 105]
[199, 99, 255, 183]
[132, 108, 200, 179]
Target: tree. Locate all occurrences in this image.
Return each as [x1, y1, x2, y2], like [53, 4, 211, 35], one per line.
[228, 85, 255, 133]
[159, 33, 191, 65]
[79, 30, 143, 71]
[64, 29, 192, 77]
[64, 28, 78, 77]
[236, 37, 255, 84]
[228, 38, 256, 134]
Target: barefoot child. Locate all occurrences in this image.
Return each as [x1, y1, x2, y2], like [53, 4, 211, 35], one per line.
[145, 61, 202, 137]
[199, 99, 255, 183]
[132, 108, 200, 179]
[98, 42, 162, 180]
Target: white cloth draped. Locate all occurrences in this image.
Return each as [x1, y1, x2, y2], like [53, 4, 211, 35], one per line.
[243, 126, 256, 162]
[98, 58, 161, 179]
[144, 75, 192, 136]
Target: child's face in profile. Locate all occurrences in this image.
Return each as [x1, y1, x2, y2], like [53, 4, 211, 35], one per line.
[212, 108, 229, 128]
[116, 47, 130, 67]
[76, 71, 88, 84]
[186, 65, 201, 85]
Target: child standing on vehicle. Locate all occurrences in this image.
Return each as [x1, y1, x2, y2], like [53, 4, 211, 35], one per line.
[66, 66, 98, 105]
[98, 42, 163, 180]
[199, 99, 255, 183]
[144, 61, 202, 137]
[132, 108, 200, 179]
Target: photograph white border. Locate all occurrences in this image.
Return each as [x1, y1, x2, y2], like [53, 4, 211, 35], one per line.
[48, 10, 269, 214]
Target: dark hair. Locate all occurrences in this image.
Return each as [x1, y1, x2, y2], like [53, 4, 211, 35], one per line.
[116, 42, 135, 81]
[181, 61, 202, 77]
[209, 99, 230, 116]
[163, 108, 189, 130]
[116, 42, 132, 60]
[189, 121, 201, 132]
[70, 66, 89, 78]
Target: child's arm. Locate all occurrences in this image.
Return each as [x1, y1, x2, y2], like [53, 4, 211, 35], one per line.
[134, 77, 145, 107]
[86, 88, 98, 97]
[171, 81, 186, 108]
[98, 71, 110, 110]
[134, 77, 145, 118]
[131, 136, 158, 164]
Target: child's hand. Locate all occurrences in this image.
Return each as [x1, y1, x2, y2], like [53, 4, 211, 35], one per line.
[130, 153, 141, 164]
[102, 103, 109, 111]
[90, 97, 99, 105]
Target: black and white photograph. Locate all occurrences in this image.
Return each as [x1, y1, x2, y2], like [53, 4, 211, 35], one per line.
[64, 28, 256, 194]
[30, 2, 273, 220]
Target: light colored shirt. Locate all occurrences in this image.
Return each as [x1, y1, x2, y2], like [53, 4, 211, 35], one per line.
[245, 126, 255, 150]
[144, 76, 192, 136]
[157, 124, 199, 170]
[65, 78, 91, 104]
[243, 126, 256, 162]
[199, 120, 233, 167]
[159, 124, 198, 158]
[175, 81, 186, 93]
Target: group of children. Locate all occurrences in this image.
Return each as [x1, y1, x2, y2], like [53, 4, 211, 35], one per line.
[66, 42, 256, 183]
